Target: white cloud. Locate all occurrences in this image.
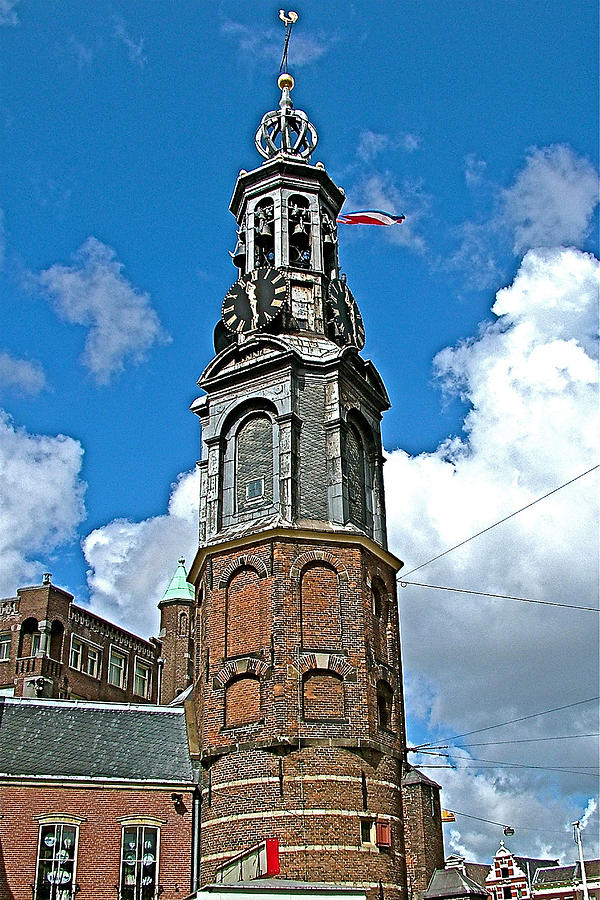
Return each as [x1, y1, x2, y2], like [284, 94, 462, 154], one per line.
[221, 21, 331, 69]
[502, 145, 598, 253]
[357, 130, 389, 163]
[82, 468, 199, 636]
[0, 352, 46, 396]
[449, 145, 598, 288]
[113, 18, 147, 69]
[0, 0, 20, 26]
[0, 411, 85, 594]
[38, 236, 169, 385]
[386, 246, 599, 862]
[580, 797, 597, 830]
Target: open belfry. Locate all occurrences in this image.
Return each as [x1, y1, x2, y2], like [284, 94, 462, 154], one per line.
[180, 20, 412, 899]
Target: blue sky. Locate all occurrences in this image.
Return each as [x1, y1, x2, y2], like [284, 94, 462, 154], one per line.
[0, 0, 598, 865]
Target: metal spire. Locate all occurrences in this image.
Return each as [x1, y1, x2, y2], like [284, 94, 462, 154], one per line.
[254, 12, 318, 161]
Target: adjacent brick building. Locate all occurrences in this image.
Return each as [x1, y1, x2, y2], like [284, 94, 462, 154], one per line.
[532, 861, 600, 900]
[0, 574, 160, 703]
[0, 697, 197, 899]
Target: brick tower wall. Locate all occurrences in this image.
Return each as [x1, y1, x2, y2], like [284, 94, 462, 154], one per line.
[159, 599, 194, 704]
[402, 779, 445, 900]
[194, 533, 408, 900]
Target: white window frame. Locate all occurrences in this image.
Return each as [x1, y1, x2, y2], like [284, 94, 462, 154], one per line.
[0, 631, 10, 661]
[31, 632, 41, 656]
[34, 817, 81, 900]
[133, 657, 152, 699]
[69, 636, 83, 671]
[119, 820, 161, 900]
[85, 644, 101, 679]
[108, 646, 128, 690]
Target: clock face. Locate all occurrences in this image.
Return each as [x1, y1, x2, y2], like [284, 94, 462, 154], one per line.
[328, 279, 365, 349]
[222, 268, 288, 334]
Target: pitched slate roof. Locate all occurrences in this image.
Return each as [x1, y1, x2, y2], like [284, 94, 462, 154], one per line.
[533, 861, 600, 887]
[403, 765, 442, 789]
[513, 857, 560, 886]
[425, 867, 488, 899]
[0, 698, 194, 783]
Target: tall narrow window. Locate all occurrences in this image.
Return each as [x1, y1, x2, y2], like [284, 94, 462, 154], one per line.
[134, 659, 152, 699]
[69, 637, 83, 671]
[108, 647, 127, 689]
[120, 825, 159, 900]
[236, 415, 273, 514]
[377, 680, 394, 732]
[0, 632, 10, 661]
[31, 632, 42, 656]
[346, 424, 367, 527]
[86, 646, 100, 679]
[35, 822, 79, 899]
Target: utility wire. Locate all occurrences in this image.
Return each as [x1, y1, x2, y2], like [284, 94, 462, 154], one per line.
[413, 696, 600, 748]
[418, 763, 596, 777]
[442, 809, 568, 836]
[413, 732, 600, 750]
[399, 580, 599, 612]
[413, 748, 599, 772]
[399, 465, 599, 578]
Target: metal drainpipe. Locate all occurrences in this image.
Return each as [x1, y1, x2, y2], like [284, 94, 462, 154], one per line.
[191, 787, 201, 893]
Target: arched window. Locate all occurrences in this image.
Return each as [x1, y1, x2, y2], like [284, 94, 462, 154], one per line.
[226, 567, 265, 658]
[300, 563, 341, 650]
[254, 197, 275, 267]
[225, 676, 261, 728]
[288, 194, 311, 268]
[346, 423, 367, 528]
[49, 621, 64, 661]
[376, 680, 394, 732]
[178, 612, 188, 638]
[18, 617, 40, 658]
[235, 414, 274, 514]
[303, 670, 345, 720]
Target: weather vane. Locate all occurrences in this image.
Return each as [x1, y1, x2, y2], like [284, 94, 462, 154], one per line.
[279, 9, 298, 74]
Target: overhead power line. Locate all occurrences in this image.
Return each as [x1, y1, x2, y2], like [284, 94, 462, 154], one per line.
[399, 580, 599, 612]
[414, 748, 599, 773]
[416, 732, 600, 749]
[413, 696, 600, 748]
[399, 465, 599, 578]
[442, 809, 569, 836]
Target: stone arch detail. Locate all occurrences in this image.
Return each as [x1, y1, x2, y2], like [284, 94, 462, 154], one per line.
[295, 652, 357, 682]
[369, 659, 399, 692]
[289, 550, 349, 583]
[214, 657, 271, 688]
[218, 555, 269, 588]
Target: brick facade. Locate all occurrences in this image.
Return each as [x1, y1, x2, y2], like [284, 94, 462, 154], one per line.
[188, 532, 408, 899]
[0, 783, 194, 899]
[402, 769, 445, 900]
[0, 578, 160, 703]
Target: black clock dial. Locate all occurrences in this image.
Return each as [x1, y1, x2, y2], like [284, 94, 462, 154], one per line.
[222, 268, 288, 334]
[327, 279, 365, 349]
[213, 320, 234, 354]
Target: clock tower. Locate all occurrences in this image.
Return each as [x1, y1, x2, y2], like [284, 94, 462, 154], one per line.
[187, 69, 408, 900]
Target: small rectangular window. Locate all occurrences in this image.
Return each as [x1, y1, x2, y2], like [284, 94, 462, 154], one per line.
[36, 822, 78, 899]
[0, 632, 10, 661]
[120, 825, 159, 899]
[246, 478, 264, 500]
[31, 632, 41, 656]
[86, 646, 100, 679]
[133, 659, 151, 699]
[108, 648, 128, 689]
[360, 818, 375, 844]
[69, 637, 83, 671]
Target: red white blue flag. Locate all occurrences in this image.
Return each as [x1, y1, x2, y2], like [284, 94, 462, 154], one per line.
[336, 210, 406, 226]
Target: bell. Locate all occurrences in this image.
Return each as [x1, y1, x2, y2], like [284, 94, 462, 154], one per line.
[232, 242, 246, 268]
[323, 231, 334, 245]
[290, 222, 309, 246]
[255, 220, 273, 243]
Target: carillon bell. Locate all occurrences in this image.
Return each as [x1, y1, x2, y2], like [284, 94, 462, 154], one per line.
[323, 231, 334, 245]
[291, 221, 309, 243]
[255, 220, 273, 242]
[232, 240, 246, 268]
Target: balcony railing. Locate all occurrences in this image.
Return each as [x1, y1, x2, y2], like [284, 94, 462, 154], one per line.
[15, 656, 63, 679]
